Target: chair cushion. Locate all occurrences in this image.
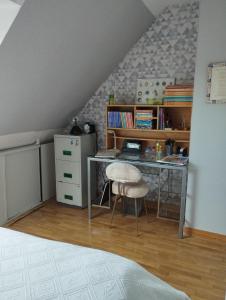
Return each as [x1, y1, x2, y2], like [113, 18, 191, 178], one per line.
[106, 162, 141, 183]
[112, 179, 149, 198]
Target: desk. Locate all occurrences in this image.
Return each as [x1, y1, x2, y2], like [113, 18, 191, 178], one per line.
[87, 156, 188, 239]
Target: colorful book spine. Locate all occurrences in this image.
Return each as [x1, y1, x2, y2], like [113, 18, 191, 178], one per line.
[135, 110, 153, 129]
[159, 108, 165, 130]
[108, 111, 134, 128]
[164, 84, 193, 104]
[108, 111, 123, 128]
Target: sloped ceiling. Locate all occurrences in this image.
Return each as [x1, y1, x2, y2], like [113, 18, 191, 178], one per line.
[10, 0, 25, 5]
[0, 0, 153, 135]
[0, 0, 20, 44]
[142, 0, 186, 15]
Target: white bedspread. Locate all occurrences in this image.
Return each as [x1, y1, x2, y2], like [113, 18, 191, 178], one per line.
[0, 227, 190, 300]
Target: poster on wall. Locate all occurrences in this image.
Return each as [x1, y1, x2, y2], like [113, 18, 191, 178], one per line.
[136, 78, 175, 105]
[207, 62, 226, 104]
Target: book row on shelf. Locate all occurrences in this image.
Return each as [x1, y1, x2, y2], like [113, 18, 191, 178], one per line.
[108, 109, 189, 130]
[108, 110, 155, 129]
[108, 111, 133, 128]
[135, 110, 153, 129]
[163, 84, 193, 105]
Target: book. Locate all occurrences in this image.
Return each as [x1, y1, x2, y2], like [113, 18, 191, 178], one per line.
[164, 102, 192, 106]
[165, 84, 193, 89]
[164, 92, 193, 96]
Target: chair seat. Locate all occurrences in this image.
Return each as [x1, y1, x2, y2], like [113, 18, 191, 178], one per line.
[112, 179, 149, 199]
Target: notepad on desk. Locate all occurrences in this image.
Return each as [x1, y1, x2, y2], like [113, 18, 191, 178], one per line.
[95, 150, 118, 158]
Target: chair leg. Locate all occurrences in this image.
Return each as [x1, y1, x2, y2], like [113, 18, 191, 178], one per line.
[144, 199, 149, 223]
[122, 198, 126, 216]
[135, 198, 138, 235]
[111, 195, 120, 226]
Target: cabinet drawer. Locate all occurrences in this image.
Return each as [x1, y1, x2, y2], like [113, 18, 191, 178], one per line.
[56, 160, 81, 185]
[56, 182, 81, 206]
[54, 136, 81, 161]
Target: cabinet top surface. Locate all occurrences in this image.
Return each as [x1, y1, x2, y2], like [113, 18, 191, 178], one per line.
[54, 134, 95, 139]
[107, 104, 192, 108]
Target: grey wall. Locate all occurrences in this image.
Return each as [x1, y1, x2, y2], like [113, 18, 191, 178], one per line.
[0, 0, 153, 135]
[186, 0, 226, 235]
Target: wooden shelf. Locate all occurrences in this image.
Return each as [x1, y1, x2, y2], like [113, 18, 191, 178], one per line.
[107, 128, 190, 134]
[106, 103, 192, 151]
[108, 104, 192, 108]
[114, 136, 190, 143]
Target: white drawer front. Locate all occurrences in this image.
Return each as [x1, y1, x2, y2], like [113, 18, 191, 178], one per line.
[56, 160, 81, 185]
[56, 182, 81, 206]
[54, 136, 81, 161]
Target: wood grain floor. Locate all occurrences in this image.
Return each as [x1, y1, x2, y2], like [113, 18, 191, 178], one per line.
[8, 199, 226, 300]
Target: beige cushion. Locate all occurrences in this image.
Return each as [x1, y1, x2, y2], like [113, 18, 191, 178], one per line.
[112, 179, 149, 198]
[106, 162, 141, 183]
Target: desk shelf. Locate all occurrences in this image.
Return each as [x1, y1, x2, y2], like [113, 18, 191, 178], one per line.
[106, 104, 192, 151]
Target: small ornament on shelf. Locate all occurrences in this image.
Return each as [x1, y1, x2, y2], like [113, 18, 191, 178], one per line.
[108, 94, 115, 105]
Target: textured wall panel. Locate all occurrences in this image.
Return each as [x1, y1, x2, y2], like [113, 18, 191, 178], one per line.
[77, 1, 199, 214]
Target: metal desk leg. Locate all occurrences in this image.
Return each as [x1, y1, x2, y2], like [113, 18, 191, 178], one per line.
[178, 167, 188, 239]
[157, 168, 161, 218]
[87, 157, 92, 222]
[108, 180, 111, 208]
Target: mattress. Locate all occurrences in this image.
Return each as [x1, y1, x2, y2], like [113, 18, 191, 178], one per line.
[0, 227, 190, 300]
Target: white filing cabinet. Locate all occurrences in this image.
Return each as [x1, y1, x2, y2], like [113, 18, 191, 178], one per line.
[54, 134, 96, 207]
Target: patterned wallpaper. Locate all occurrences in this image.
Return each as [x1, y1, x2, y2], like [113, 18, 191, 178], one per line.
[77, 1, 199, 149]
[77, 1, 200, 214]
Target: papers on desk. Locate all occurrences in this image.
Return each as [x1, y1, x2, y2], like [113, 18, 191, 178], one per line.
[157, 155, 188, 166]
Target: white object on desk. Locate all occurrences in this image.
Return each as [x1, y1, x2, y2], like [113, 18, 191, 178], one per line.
[54, 134, 96, 207]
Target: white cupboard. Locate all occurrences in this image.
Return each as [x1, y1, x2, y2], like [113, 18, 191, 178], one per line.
[0, 144, 41, 225]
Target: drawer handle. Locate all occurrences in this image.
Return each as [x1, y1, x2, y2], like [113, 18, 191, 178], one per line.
[63, 150, 72, 156]
[64, 173, 72, 179]
[64, 194, 73, 200]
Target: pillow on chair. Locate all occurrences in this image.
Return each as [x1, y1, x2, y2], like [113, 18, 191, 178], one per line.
[112, 180, 149, 198]
[106, 162, 142, 183]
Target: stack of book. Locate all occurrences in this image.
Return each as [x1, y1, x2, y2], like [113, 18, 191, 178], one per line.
[163, 85, 193, 105]
[108, 111, 133, 128]
[135, 110, 153, 129]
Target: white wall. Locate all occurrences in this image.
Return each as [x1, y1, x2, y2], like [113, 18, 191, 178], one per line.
[0, 128, 62, 150]
[0, 0, 153, 136]
[186, 0, 226, 235]
[0, 0, 20, 44]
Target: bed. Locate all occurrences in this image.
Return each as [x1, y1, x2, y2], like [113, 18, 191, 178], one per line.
[0, 227, 190, 300]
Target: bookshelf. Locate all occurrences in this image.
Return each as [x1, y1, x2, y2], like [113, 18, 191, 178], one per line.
[106, 104, 192, 153]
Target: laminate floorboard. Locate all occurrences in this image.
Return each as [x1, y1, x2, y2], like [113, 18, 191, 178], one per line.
[8, 199, 226, 300]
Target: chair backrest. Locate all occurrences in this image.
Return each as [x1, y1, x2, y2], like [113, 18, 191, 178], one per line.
[106, 162, 141, 183]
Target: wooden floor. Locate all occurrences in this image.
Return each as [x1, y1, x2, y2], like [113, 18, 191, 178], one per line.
[8, 199, 226, 300]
